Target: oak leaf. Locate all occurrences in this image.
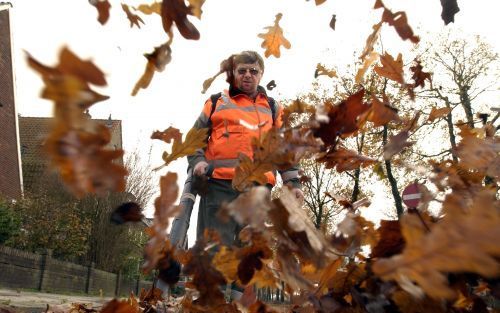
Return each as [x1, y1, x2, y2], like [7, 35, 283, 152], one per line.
[132, 41, 172, 96]
[151, 126, 182, 143]
[440, 0, 460, 25]
[375, 0, 419, 43]
[160, 127, 208, 168]
[187, 0, 205, 19]
[427, 106, 451, 123]
[355, 51, 379, 84]
[315, 0, 327, 5]
[383, 130, 414, 160]
[27, 48, 127, 197]
[258, 13, 291, 58]
[359, 95, 400, 128]
[370, 220, 405, 258]
[100, 299, 138, 313]
[410, 60, 432, 89]
[161, 0, 200, 40]
[134, 2, 161, 15]
[456, 136, 499, 178]
[373, 190, 500, 299]
[222, 186, 272, 232]
[314, 63, 337, 78]
[314, 258, 342, 295]
[271, 188, 336, 266]
[212, 246, 239, 283]
[181, 232, 228, 309]
[89, 0, 111, 25]
[121, 4, 145, 28]
[314, 89, 370, 149]
[330, 263, 367, 294]
[318, 147, 377, 172]
[360, 22, 382, 60]
[374, 52, 404, 84]
[233, 153, 273, 191]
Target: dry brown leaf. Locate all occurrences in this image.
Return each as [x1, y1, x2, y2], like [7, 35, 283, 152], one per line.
[373, 190, 500, 299]
[440, 0, 460, 25]
[27, 48, 127, 198]
[160, 127, 208, 167]
[181, 232, 229, 309]
[427, 106, 451, 123]
[329, 14, 336, 30]
[222, 186, 272, 231]
[318, 146, 377, 172]
[360, 22, 382, 60]
[212, 246, 239, 283]
[375, 0, 420, 43]
[132, 41, 172, 96]
[151, 126, 182, 144]
[271, 188, 336, 266]
[315, 0, 327, 5]
[134, 2, 162, 15]
[374, 52, 404, 84]
[143, 172, 179, 272]
[356, 51, 379, 84]
[89, 0, 111, 25]
[410, 60, 432, 89]
[359, 95, 401, 128]
[456, 136, 499, 178]
[314, 89, 371, 149]
[331, 263, 367, 294]
[370, 220, 405, 258]
[314, 258, 342, 295]
[258, 13, 291, 58]
[314, 63, 337, 78]
[187, 0, 205, 19]
[121, 4, 145, 28]
[383, 130, 414, 160]
[100, 299, 138, 313]
[161, 0, 200, 40]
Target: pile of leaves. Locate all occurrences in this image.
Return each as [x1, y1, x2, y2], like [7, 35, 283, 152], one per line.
[24, 0, 500, 312]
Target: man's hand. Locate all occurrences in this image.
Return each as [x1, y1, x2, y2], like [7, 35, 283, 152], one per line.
[193, 161, 209, 176]
[291, 187, 304, 203]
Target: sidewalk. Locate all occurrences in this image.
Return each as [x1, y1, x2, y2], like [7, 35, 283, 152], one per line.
[0, 288, 111, 313]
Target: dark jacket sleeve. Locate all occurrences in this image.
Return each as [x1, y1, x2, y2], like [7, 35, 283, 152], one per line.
[274, 101, 302, 189]
[187, 99, 212, 169]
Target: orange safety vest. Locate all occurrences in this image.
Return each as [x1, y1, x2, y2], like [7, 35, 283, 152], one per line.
[202, 90, 282, 185]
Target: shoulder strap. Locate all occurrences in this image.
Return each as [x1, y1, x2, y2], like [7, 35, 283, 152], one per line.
[268, 97, 277, 126]
[209, 92, 277, 125]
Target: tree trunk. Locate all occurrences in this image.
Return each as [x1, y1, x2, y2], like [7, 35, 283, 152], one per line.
[444, 100, 459, 162]
[459, 86, 475, 128]
[351, 133, 365, 202]
[383, 126, 404, 218]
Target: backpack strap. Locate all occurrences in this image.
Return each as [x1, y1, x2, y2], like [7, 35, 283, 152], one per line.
[209, 92, 277, 125]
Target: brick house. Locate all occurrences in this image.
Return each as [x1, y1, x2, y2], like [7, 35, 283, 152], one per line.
[0, 3, 23, 200]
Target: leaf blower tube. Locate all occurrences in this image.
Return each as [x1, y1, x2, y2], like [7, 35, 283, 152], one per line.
[169, 164, 214, 250]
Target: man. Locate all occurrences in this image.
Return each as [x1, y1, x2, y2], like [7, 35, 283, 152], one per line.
[188, 50, 303, 247]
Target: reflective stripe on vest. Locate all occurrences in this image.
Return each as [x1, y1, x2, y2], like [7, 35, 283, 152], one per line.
[217, 93, 273, 116]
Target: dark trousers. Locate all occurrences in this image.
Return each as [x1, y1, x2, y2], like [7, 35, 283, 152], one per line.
[196, 178, 243, 246]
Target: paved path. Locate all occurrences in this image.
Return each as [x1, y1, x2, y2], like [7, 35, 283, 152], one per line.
[0, 288, 111, 313]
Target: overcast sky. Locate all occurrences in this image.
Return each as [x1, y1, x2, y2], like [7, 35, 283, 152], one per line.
[8, 0, 500, 241]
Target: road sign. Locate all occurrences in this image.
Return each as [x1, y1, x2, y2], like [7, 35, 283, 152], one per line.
[402, 183, 421, 208]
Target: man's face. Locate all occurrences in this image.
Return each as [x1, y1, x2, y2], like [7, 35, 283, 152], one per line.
[233, 62, 262, 96]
